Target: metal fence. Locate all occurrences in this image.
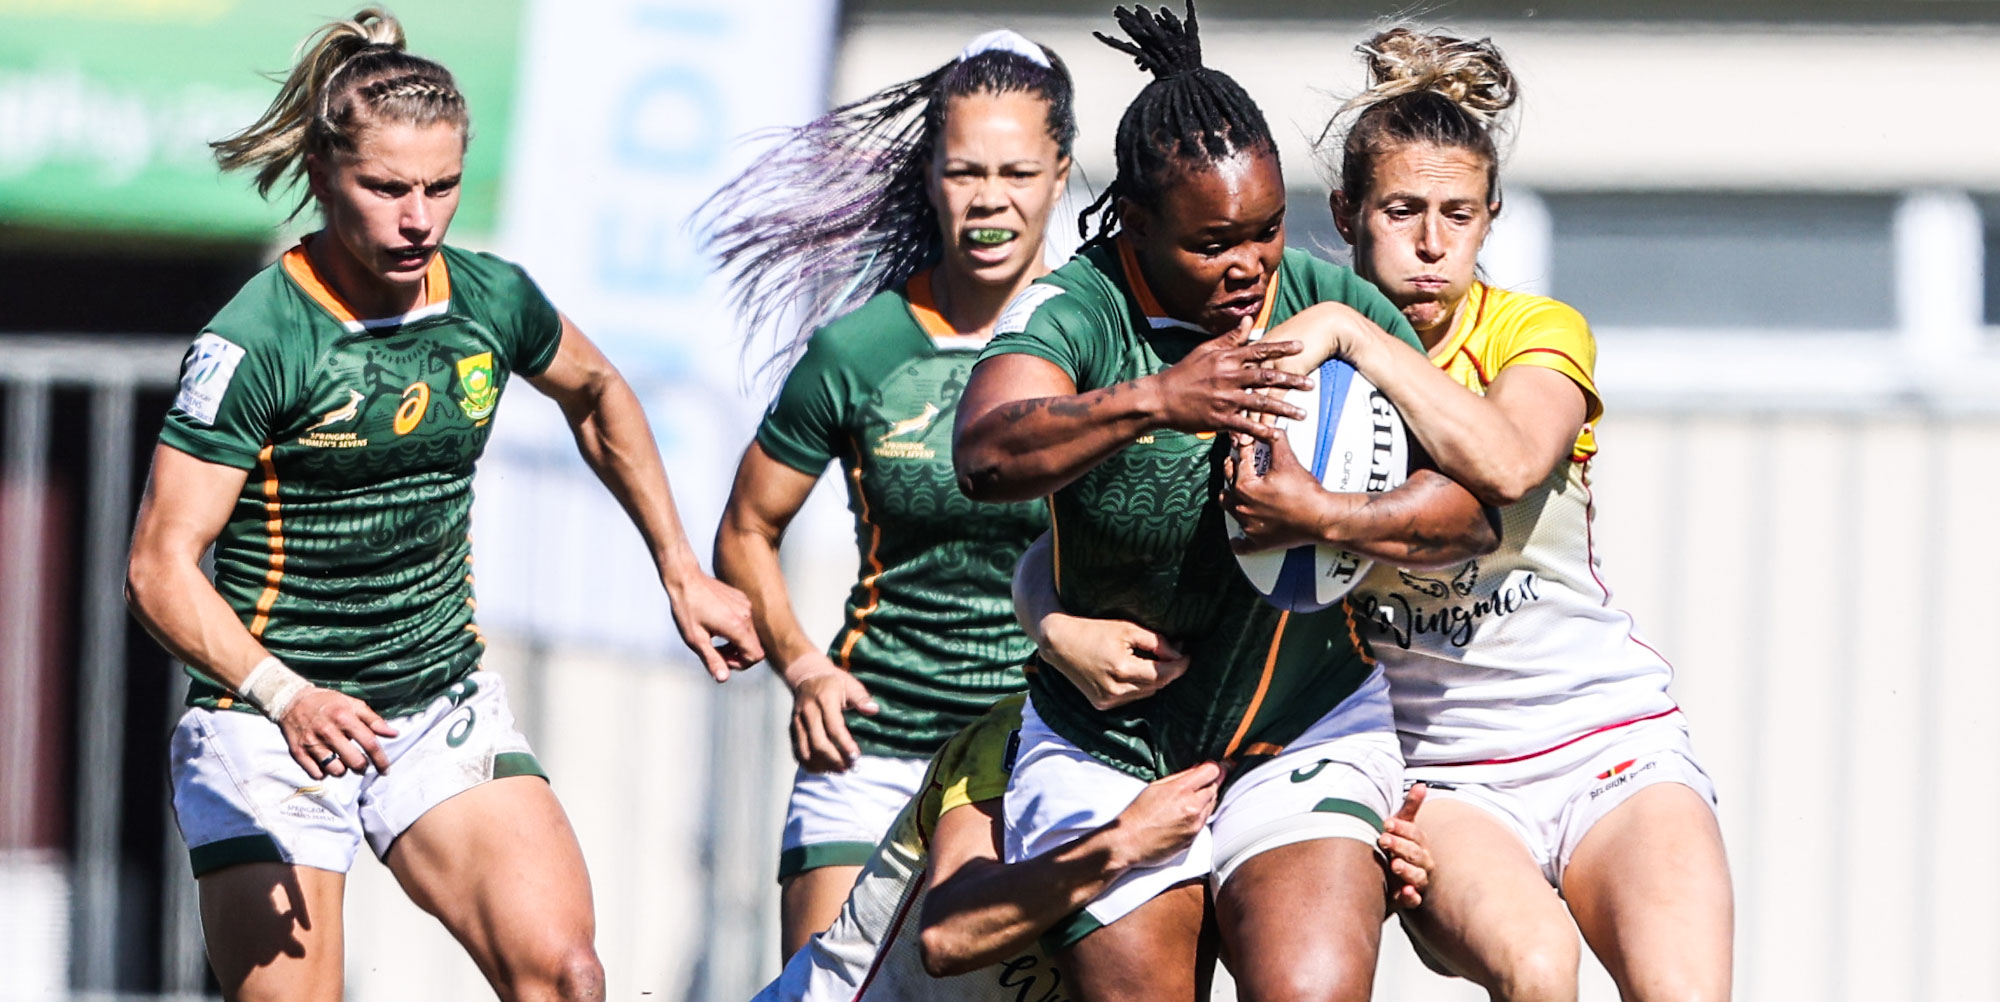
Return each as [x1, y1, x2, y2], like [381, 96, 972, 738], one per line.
[5, 337, 1998, 1001]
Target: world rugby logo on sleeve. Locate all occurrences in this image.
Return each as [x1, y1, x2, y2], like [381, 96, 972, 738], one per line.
[995, 285, 1063, 335]
[175, 332, 247, 426]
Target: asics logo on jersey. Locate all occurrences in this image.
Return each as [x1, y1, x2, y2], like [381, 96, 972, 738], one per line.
[307, 389, 366, 431]
[878, 402, 940, 443]
[1291, 759, 1333, 783]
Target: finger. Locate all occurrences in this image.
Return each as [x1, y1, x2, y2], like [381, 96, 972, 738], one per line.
[1218, 415, 1280, 443]
[1235, 339, 1304, 363]
[1151, 655, 1190, 689]
[692, 630, 731, 683]
[800, 705, 843, 772]
[1378, 832, 1429, 867]
[790, 713, 812, 766]
[291, 741, 327, 782]
[1396, 782, 1428, 824]
[1127, 628, 1182, 662]
[349, 724, 391, 773]
[1169, 760, 1225, 792]
[1238, 392, 1308, 422]
[355, 703, 399, 739]
[819, 693, 861, 766]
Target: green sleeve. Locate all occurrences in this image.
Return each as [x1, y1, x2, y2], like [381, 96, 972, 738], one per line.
[979, 282, 1102, 388]
[502, 264, 563, 376]
[454, 250, 563, 376]
[755, 331, 858, 475]
[157, 330, 293, 470]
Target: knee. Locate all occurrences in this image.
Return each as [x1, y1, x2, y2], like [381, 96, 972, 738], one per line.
[505, 943, 604, 1002]
[1491, 940, 1579, 1002]
[551, 946, 605, 1002]
[1241, 954, 1375, 1002]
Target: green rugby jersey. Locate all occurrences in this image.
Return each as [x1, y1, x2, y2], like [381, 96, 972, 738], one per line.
[160, 238, 562, 716]
[758, 272, 1045, 759]
[979, 240, 1423, 779]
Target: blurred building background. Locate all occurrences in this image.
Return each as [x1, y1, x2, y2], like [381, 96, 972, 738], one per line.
[1, 1, 1996, 1000]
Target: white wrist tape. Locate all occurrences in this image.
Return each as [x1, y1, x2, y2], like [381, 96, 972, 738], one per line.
[239, 656, 313, 720]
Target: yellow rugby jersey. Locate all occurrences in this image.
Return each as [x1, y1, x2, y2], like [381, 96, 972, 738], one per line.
[1423, 281, 1603, 462]
[755, 695, 1065, 1002]
[1351, 283, 1677, 768]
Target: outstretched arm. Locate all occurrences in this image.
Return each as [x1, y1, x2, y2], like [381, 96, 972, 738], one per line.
[1264, 303, 1588, 507]
[954, 322, 1311, 503]
[917, 762, 1222, 977]
[528, 315, 762, 677]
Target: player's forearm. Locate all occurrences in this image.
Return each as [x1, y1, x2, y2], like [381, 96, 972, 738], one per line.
[125, 548, 269, 690]
[557, 374, 705, 585]
[918, 827, 1137, 977]
[954, 379, 1159, 502]
[1316, 469, 1500, 570]
[1010, 533, 1062, 646]
[1345, 332, 1549, 506]
[713, 513, 822, 679]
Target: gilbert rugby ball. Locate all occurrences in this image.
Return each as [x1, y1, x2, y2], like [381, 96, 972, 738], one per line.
[1224, 358, 1410, 612]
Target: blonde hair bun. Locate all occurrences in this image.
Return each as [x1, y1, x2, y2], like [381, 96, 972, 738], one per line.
[1355, 27, 1516, 125]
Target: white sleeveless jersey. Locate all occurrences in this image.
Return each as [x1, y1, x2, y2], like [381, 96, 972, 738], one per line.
[1350, 284, 1676, 768]
[754, 697, 1064, 1002]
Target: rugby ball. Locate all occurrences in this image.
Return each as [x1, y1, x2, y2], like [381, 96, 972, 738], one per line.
[1224, 358, 1410, 612]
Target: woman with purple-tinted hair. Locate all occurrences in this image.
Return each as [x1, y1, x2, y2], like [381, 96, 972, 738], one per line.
[697, 29, 1075, 957]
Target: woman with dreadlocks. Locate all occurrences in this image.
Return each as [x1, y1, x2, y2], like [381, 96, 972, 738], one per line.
[954, 5, 1497, 1000]
[701, 30, 1074, 957]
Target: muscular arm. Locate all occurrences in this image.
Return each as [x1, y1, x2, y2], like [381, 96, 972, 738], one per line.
[953, 355, 1159, 502]
[529, 315, 760, 677]
[1266, 303, 1588, 507]
[714, 443, 878, 770]
[917, 762, 1220, 977]
[1224, 435, 1500, 571]
[126, 445, 267, 691]
[713, 443, 823, 675]
[127, 445, 395, 778]
[954, 327, 1312, 503]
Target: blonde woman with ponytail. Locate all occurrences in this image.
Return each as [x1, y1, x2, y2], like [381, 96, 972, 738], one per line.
[125, 10, 760, 1000]
[1229, 26, 1732, 1002]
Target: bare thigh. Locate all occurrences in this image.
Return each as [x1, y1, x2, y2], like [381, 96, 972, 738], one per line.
[780, 864, 862, 959]
[1057, 880, 1209, 1002]
[198, 863, 346, 1002]
[1217, 838, 1384, 1002]
[1563, 783, 1733, 1002]
[385, 776, 603, 1002]
[1404, 798, 1580, 1002]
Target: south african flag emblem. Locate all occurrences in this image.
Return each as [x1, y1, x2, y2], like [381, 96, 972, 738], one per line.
[456, 352, 498, 421]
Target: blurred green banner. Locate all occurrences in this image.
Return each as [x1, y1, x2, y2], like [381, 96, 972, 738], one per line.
[0, 0, 523, 238]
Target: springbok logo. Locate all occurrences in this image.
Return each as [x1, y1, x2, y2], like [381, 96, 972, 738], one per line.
[306, 389, 365, 431]
[878, 402, 940, 443]
[456, 352, 498, 421]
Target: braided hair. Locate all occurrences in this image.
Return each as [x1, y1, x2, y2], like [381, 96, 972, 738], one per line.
[696, 33, 1076, 384]
[1078, 1, 1277, 251]
[212, 8, 468, 221]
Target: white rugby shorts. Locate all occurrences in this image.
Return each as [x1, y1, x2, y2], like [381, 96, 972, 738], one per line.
[779, 754, 929, 880]
[1405, 711, 1717, 887]
[1004, 670, 1403, 949]
[170, 670, 543, 876]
